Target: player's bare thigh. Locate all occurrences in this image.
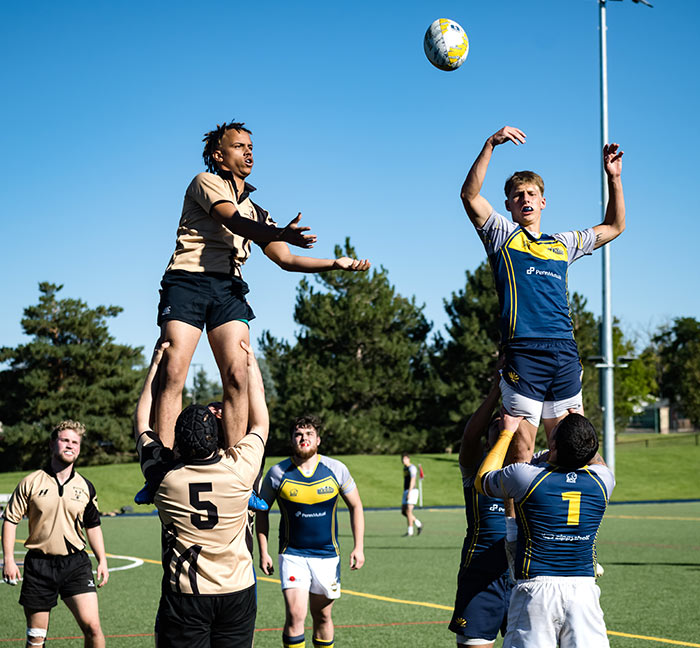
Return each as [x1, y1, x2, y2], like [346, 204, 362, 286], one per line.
[64, 593, 104, 645]
[159, 320, 202, 385]
[207, 320, 249, 380]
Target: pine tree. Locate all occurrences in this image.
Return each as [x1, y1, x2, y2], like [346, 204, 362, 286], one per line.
[260, 240, 435, 455]
[0, 283, 144, 469]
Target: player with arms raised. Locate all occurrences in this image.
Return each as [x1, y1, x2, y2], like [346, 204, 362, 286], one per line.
[461, 126, 625, 461]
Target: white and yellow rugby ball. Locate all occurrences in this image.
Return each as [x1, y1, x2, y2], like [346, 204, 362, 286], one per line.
[423, 18, 469, 71]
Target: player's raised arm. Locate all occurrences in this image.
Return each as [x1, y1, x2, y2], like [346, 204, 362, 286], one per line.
[461, 126, 526, 228]
[133, 341, 170, 439]
[211, 205, 317, 249]
[262, 239, 370, 274]
[592, 143, 625, 249]
[240, 340, 269, 445]
[459, 373, 502, 474]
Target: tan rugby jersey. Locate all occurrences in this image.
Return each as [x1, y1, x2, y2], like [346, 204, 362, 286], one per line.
[137, 431, 265, 595]
[165, 171, 277, 276]
[2, 467, 101, 555]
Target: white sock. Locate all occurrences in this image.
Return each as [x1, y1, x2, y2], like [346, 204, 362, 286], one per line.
[415, 519, 422, 528]
[407, 526, 414, 536]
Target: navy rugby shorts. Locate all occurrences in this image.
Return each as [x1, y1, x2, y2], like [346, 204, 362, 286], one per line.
[502, 338, 582, 402]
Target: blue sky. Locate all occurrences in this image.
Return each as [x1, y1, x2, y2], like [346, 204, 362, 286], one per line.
[2, 0, 698, 386]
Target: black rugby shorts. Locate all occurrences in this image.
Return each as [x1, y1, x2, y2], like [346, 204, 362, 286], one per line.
[157, 270, 255, 332]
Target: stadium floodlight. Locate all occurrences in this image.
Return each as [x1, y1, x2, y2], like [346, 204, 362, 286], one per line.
[597, 0, 652, 476]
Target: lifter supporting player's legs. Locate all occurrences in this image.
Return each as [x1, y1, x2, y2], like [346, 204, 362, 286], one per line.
[208, 320, 250, 451]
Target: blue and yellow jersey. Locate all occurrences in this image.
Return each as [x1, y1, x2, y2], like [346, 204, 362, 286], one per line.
[484, 460, 615, 578]
[478, 211, 595, 342]
[459, 464, 508, 575]
[260, 455, 356, 558]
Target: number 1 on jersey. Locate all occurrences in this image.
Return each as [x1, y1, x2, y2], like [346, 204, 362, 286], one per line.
[561, 491, 581, 525]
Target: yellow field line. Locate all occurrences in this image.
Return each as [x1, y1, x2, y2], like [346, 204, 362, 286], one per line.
[257, 576, 452, 610]
[606, 515, 700, 521]
[608, 630, 700, 647]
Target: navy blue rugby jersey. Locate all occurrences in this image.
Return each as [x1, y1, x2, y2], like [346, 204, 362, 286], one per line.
[459, 464, 508, 575]
[484, 459, 614, 578]
[478, 211, 595, 342]
[260, 455, 356, 558]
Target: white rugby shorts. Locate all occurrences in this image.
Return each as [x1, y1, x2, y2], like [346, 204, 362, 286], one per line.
[402, 488, 419, 507]
[500, 378, 582, 428]
[278, 553, 341, 599]
[503, 576, 609, 648]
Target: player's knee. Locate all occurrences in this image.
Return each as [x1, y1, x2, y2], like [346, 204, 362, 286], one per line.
[222, 361, 247, 393]
[26, 627, 46, 646]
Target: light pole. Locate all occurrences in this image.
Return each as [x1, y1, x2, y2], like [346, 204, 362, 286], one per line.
[597, 0, 651, 474]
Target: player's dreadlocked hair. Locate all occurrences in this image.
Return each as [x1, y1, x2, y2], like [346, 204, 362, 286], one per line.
[202, 121, 253, 174]
[175, 404, 219, 461]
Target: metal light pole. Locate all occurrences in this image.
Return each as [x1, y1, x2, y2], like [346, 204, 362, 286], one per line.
[597, 0, 651, 475]
[598, 0, 615, 474]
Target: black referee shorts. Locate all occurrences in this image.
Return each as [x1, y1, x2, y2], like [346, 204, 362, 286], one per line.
[156, 584, 257, 648]
[19, 550, 96, 611]
[157, 270, 255, 332]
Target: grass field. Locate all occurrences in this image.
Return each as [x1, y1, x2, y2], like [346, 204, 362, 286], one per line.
[1, 502, 699, 647]
[1, 433, 698, 513]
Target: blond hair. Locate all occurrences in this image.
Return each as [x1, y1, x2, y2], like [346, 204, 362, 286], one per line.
[51, 420, 86, 441]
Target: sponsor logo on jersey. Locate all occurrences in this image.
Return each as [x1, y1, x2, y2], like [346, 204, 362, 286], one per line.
[550, 246, 564, 256]
[489, 503, 505, 513]
[289, 488, 299, 497]
[316, 486, 335, 495]
[566, 472, 578, 484]
[295, 511, 327, 519]
[542, 533, 591, 542]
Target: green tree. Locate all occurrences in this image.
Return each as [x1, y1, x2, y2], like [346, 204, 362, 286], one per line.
[430, 261, 500, 448]
[260, 240, 435, 455]
[653, 317, 700, 427]
[184, 366, 223, 406]
[0, 283, 144, 469]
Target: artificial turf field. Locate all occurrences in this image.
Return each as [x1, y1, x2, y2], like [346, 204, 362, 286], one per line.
[1, 502, 699, 647]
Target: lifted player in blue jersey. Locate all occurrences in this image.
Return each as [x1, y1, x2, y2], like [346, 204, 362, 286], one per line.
[256, 415, 365, 648]
[475, 414, 614, 648]
[461, 126, 625, 462]
[449, 378, 512, 648]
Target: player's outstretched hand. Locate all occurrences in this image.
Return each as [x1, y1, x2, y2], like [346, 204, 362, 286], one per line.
[349, 548, 365, 570]
[260, 552, 274, 575]
[333, 257, 371, 272]
[279, 213, 317, 249]
[603, 143, 623, 178]
[488, 126, 526, 148]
